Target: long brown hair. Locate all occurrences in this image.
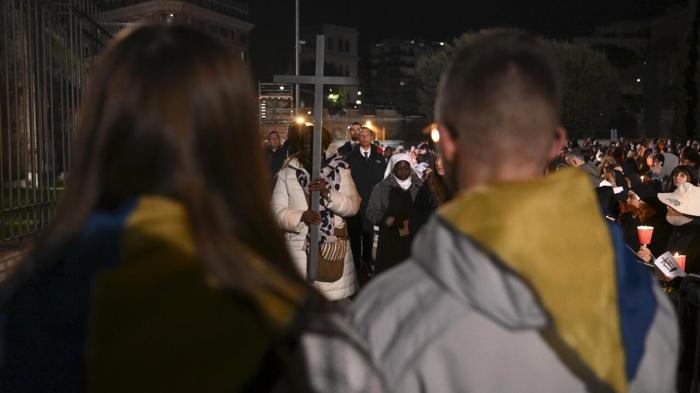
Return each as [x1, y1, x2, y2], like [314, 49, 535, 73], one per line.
[3, 25, 303, 302]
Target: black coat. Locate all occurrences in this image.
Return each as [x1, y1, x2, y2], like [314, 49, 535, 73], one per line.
[667, 221, 700, 274]
[265, 147, 286, 178]
[619, 212, 673, 259]
[365, 175, 422, 273]
[337, 141, 354, 157]
[345, 146, 387, 230]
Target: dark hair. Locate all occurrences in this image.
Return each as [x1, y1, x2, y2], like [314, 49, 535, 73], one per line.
[4, 25, 303, 302]
[653, 153, 665, 165]
[296, 124, 332, 149]
[670, 165, 700, 191]
[351, 122, 362, 127]
[436, 30, 561, 166]
[684, 148, 700, 169]
[268, 130, 280, 138]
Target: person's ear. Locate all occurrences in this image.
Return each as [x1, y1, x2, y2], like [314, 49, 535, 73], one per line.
[438, 125, 458, 162]
[548, 127, 567, 162]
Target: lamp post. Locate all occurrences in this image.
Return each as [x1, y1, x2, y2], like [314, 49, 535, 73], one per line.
[295, 0, 300, 116]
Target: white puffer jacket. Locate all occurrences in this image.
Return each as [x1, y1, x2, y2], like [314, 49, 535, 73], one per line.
[272, 158, 361, 300]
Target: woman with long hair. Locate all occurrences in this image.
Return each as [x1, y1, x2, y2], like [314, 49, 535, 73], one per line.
[0, 25, 346, 393]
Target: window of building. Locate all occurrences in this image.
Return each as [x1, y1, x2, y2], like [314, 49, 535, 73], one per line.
[328, 38, 334, 52]
[345, 40, 350, 53]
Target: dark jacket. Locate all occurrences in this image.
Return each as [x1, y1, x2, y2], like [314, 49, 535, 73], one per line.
[667, 220, 700, 274]
[620, 212, 673, 259]
[366, 174, 422, 273]
[265, 146, 286, 179]
[337, 141, 355, 157]
[412, 174, 453, 235]
[345, 146, 387, 231]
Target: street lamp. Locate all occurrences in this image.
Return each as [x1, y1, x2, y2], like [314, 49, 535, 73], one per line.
[431, 127, 440, 143]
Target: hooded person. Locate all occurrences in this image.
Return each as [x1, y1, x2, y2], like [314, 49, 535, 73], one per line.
[365, 153, 423, 274]
[638, 183, 700, 274]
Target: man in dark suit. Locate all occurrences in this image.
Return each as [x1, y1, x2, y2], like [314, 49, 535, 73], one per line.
[337, 122, 362, 157]
[345, 127, 387, 285]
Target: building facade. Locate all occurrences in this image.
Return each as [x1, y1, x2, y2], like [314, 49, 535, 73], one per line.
[99, 0, 253, 62]
[300, 24, 360, 106]
[365, 38, 441, 115]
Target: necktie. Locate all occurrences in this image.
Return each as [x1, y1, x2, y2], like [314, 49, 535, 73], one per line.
[364, 152, 369, 159]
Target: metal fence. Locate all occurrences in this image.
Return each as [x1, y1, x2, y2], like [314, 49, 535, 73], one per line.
[0, 0, 111, 243]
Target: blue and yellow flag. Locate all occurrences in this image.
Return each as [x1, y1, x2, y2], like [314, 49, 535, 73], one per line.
[439, 169, 656, 393]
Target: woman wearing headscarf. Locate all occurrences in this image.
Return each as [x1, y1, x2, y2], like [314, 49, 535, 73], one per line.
[272, 124, 361, 301]
[365, 153, 423, 274]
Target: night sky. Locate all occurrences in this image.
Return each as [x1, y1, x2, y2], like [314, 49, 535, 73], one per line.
[245, 0, 676, 81]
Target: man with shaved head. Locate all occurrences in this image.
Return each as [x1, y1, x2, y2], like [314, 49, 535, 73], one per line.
[343, 30, 677, 392]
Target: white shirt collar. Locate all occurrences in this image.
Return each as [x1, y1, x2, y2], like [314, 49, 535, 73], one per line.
[359, 146, 372, 156]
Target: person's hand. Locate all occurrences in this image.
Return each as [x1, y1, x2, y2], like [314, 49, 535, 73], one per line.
[301, 210, 322, 225]
[637, 246, 653, 263]
[309, 178, 329, 199]
[385, 216, 396, 227]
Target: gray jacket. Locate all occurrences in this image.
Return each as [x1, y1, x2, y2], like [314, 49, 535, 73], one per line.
[349, 216, 678, 393]
[365, 174, 422, 226]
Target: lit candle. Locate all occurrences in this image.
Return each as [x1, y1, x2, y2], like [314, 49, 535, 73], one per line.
[637, 226, 654, 246]
[674, 252, 687, 272]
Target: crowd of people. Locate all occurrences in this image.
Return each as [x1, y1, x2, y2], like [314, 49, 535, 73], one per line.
[550, 137, 700, 275]
[265, 121, 452, 293]
[0, 25, 684, 393]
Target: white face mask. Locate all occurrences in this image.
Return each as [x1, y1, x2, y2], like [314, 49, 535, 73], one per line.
[667, 214, 693, 226]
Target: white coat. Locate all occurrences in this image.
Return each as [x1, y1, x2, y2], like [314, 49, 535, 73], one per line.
[272, 158, 361, 300]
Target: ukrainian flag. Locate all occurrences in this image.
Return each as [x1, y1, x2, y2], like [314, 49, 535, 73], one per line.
[0, 195, 305, 393]
[439, 169, 657, 393]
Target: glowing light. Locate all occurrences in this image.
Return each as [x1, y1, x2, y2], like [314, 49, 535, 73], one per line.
[439, 42, 445, 46]
[636, 78, 641, 83]
[357, 91, 362, 96]
[364, 120, 373, 128]
[356, 100, 362, 105]
[295, 116, 306, 125]
[279, 86, 285, 90]
[430, 128, 440, 143]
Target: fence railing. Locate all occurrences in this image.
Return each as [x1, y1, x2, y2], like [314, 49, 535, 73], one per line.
[0, 0, 111, 243]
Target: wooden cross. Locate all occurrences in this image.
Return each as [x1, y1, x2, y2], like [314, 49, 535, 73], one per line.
[274, 35, 357, 282]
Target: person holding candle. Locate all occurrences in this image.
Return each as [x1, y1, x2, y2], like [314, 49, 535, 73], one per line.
[638, 182, 700, 274]
[620, 184, 672, 258]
